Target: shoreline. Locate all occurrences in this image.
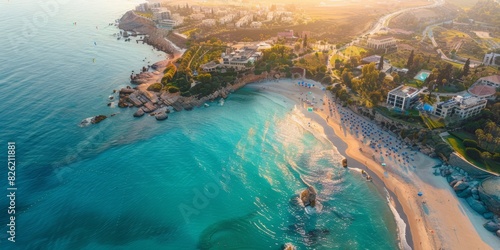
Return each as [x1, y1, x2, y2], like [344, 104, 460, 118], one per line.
[251, 79, 498, 250]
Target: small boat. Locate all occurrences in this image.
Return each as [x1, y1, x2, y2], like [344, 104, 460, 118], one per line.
[204, 103, 210, 107]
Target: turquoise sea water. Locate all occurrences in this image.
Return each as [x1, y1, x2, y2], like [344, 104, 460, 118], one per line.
[0, 1, 399, 249]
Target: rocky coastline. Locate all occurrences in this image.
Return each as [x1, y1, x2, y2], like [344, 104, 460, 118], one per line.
[438, 165, 500, 238]
[118, 11, 185, 57]
[117, 72, 273, 118]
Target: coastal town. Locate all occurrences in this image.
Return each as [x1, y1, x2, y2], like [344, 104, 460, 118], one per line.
[100, 0, 500, 249]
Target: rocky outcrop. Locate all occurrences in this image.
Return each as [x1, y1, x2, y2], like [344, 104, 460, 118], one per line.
[282, 243, 296, 250]
[300, 186, 317, 208]
[118, 11, 182, 56]
[439, 165, 500, 238]
[466, 197, 488, 214]
[483, 221, 500, 232]
[133, 108, 145, 117]
[131, 71, 160, 84]
[453, 181, 469, 191]
[478, 176, 500, 215]
[342, 158, 347, 168]
[91, 115, 107, 124]
[155, 112, 168, 121]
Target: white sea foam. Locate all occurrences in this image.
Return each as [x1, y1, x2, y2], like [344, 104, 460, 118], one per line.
[385, 188, 412, 250]
[78, 117, 93, 127]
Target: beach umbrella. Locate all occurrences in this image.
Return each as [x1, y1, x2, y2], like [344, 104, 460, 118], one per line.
[307, 107, 313, 112]
[418, 192, 423, 196]
[381, 163, 386, 166]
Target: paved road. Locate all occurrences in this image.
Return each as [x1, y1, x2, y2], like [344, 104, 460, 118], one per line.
[421, 22, 483, 67]
[326, 0, 444, 76]
[366, 0, 445, 36]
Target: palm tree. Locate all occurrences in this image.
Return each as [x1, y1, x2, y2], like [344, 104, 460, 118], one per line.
[485, 121, 496, 134]
[493, 137, 500, 152]
[475, 129, 485, 147]
[478, 134, 486, 148]
[485, 133, 494, 151]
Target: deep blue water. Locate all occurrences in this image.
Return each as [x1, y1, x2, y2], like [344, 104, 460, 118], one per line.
[0, 1, 399, 249]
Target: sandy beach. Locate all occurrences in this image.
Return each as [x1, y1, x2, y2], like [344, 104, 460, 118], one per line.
[255, 79, 499, 250]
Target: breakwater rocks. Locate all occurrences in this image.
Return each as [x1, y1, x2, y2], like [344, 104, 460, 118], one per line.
[438, 165, 500, 238]
[117, 86, 231, 118]
[118, 72, 270, 118]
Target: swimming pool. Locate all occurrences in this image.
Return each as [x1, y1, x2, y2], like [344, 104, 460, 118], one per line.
[423, 103, 433, 112]
[414, 71, 430, 81]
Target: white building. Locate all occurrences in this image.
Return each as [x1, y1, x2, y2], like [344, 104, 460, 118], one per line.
[202, 19, 216, 27]
[153, 9, 171, 21]
[190, 13, 205, 20]
[476, 75, 500, 88]
[250, 21, 262, 28]
[135, 3, 148, 12]
[367, 36, 397, 50]
[386, 85, 421, 111]
[281, 17, 293, 23]
[221, 46, 262, 70]
[432, 96, 487, 120]
[200, 61, 218, 72]
[483, 53, 500, 66]
[219, 14, 236, 25]
[150, 3, 160, 8]
[158, 19, 178, 30]
[235, 15, 253, 28]
[267, 12, 274, 21]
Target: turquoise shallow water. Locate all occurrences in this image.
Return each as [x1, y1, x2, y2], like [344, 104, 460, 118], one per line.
[0, 1, 399, 249]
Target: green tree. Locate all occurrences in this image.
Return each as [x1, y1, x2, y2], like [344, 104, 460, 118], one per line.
[493, 137, 500, 152]
[303, 34, 308, 48]
[406, 50, 414, 69]
[197, 73, 212, 84]
[378, 55, 384, 71]
[485, 133, 494, 151]
[462, 58, 471, 77]
[465, 147, 482, 161]
[463, 139, 478, 148]
[476, 128, 485, 147]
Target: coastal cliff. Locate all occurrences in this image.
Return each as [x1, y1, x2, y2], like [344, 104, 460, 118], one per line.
[118, 11, 184, 57]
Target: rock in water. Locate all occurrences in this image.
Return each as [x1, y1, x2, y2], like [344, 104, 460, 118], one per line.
[91, 115, 107, 124]
[282, 243, 296, 250]
[155, 112, 168, 121]
[453, 181, 469, 191]
[466, 197, 488, 214]
[342, 158, 347, 168]
[483, 212, 494, 219]
[483, 221, 500, 232]
[300, 186, 317, 207]
[133, 109, 145, 117]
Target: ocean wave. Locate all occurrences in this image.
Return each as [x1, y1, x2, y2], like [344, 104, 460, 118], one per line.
[385, 188, 412, 250]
